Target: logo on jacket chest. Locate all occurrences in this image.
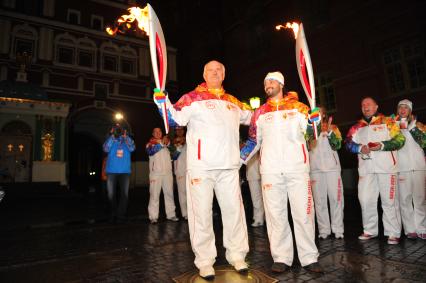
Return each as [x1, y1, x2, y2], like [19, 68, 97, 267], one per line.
[205, 101, 216, 109]
[283, 111, 296, 120]
[372, 125, 385, 132]
[265, 114, 273, 123]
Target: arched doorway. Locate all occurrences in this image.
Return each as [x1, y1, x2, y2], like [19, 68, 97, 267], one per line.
[68, 107, 131, 192]
[0, 120, 32, 183]
[69, 132, 103, 192]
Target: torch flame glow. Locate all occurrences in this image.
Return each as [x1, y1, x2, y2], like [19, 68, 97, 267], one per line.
[275, 22, 300, 39]
[105, 6, 150, 36]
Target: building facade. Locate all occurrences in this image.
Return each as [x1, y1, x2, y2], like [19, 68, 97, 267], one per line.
[0, 0, 178, 188]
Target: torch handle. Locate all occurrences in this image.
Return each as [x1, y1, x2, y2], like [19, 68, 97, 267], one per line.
[162, 102, 169, 134]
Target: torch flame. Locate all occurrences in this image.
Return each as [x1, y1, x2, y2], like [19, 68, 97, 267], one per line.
[275, 22, 299, 39]
[105, 6, 150, 36]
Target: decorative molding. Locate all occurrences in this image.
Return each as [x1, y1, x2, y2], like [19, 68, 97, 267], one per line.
[0, 10, 179, 51]
[10, 23, 39, 62]
[0, 97, 71, 117]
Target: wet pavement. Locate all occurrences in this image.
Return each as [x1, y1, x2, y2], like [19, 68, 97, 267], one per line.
[0, 184, 425, 282]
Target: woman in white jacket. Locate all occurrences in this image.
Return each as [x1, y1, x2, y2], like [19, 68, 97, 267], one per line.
[396, 99, 426, 240]
[309, 107, 344, 239]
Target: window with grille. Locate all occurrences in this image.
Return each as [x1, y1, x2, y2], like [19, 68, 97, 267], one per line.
[67, 9, 81, 25]
[383, 39, 426, 94]
[57, 46, 74, 64]
[103, 55, 118, 72]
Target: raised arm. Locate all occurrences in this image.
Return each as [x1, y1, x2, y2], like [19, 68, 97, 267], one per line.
[381, 117, 405, 151]
[409, 120, 426, 148]
[328, 125, 342, 151]
[153, 92, 193, 127]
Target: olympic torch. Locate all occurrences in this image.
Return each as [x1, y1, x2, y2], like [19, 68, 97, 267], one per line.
[106, 4, 170, 133]
[277, 22, 319, 139]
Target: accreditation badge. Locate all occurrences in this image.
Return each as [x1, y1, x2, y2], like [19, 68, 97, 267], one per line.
[116, 149, 124, 158]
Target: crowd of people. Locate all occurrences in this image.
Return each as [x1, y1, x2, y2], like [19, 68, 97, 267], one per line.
[101, 60, 425, 280]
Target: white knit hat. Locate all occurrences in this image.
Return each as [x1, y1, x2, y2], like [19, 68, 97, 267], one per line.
[264, 71, 285, 85]
[398, 99, 412, 111]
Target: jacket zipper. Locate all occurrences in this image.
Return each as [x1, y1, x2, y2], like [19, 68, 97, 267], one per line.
[198, 139, 201, 160]
[302, 144, 307, 164]
[390, 151, 396, 166]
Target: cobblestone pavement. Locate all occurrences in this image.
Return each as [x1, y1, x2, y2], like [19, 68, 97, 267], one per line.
[0, 185, 425, 282]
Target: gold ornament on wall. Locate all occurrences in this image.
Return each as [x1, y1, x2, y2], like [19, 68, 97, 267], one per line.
[41, 133, 54, 161]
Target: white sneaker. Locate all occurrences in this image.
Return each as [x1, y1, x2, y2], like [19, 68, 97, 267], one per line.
[251, 221, 264, 227]
[199, 266, 215, 279]
[233, 260, 248, 273]
[335, 233, 344, 239]
[358, 233, 377, 240]
[387, 236, 400, 245]
[318, 234, 329, 239]
[0, 191, 4, 202]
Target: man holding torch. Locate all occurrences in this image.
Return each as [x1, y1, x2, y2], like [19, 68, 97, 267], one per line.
[240, 71, 322, 274]
[154, 60, 252, 280]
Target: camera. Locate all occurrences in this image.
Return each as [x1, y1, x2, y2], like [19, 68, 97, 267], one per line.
[112, 124, 123, 138]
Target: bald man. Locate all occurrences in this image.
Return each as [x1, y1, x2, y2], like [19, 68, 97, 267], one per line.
[345, 97, 405, 244]
[153, 60, 252, 279]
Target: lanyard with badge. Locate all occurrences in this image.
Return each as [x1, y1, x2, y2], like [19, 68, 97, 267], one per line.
[116, 137, 124, 158]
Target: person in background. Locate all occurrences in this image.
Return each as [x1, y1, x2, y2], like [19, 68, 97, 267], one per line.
[309, 107, 344, 239]
[246, 152, 264, 227]
[146, 127, 178, 224]
[103, 123, 135, 223]
[172, 126, 188, 220]
[345, 97, 405, 244]
[395, 99, 426, 240]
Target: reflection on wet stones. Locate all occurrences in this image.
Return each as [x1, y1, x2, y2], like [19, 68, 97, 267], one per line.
[321, 251, 426, 282]
[173, 265, 278, 283]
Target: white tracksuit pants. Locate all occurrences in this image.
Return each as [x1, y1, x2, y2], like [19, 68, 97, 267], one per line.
[176, 174, 187, 218]
[358, 173, 401, 237]
[399, 170, 426, 234]
[248, 179, 264, 223]
[148, 173, 176, 220]
[261, 172, 319, 267]
[311, 171, 344, 236]
[186, 169, 249, 269]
